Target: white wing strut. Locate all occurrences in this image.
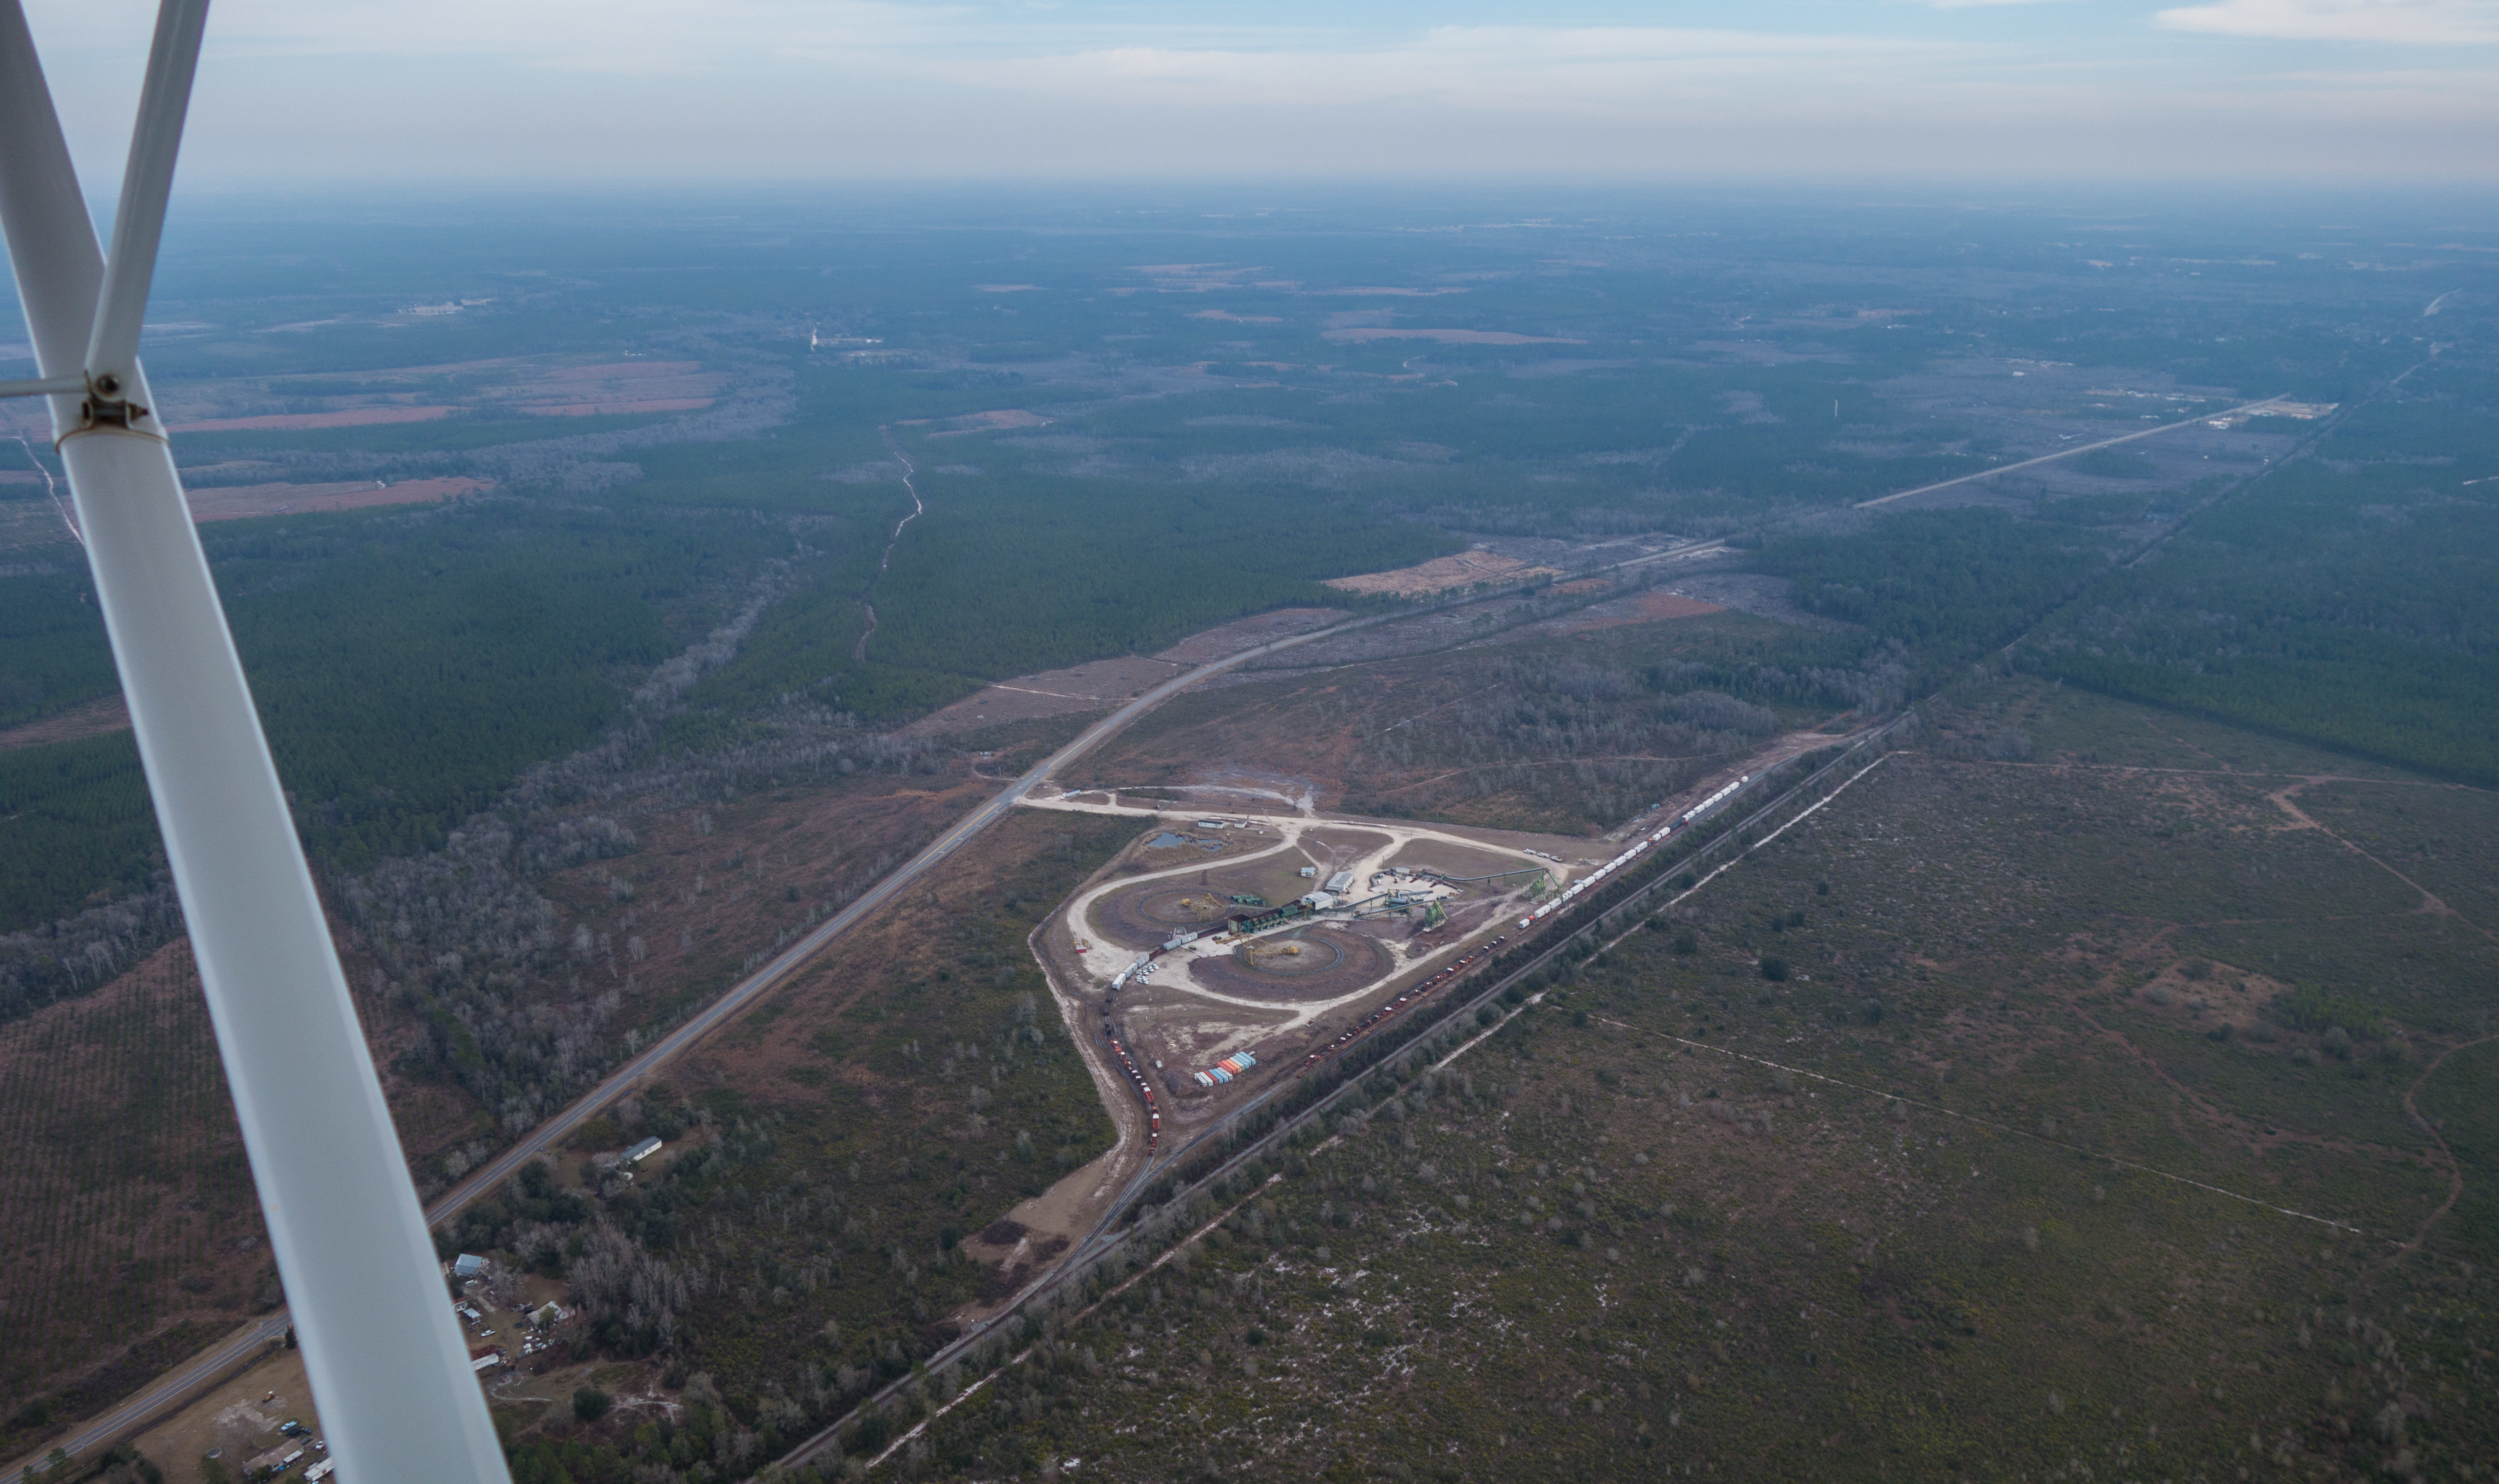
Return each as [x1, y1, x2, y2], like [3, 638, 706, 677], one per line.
[0, 5, 511, 1479]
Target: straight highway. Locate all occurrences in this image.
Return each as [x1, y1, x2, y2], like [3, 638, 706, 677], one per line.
[12, 533, 1724, 1476]
[1855, 395, 2286, 509]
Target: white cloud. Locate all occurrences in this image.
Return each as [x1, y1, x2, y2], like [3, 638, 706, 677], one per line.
[2156, 0, 2499, 42]
[789, 25, 1972, 115]
[33, 0, 967, 73]
[19, 0, 2499, 181]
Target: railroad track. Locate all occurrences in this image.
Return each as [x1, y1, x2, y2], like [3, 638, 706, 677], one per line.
[10, 537, 1723, 1477]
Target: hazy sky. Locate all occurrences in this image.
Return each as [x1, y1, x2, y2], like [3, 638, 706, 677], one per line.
[20, 0, 2499, 187]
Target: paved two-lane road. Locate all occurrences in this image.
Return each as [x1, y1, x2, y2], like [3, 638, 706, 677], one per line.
[11, 535, 1729, 1477]
[1855, 396, 2286, 509]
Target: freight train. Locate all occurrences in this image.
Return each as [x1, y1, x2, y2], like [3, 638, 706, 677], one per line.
[1516, 773, 1749, 930]
[1296, 935, 1509, 1076]
[1101, 1032, 1161, 1150]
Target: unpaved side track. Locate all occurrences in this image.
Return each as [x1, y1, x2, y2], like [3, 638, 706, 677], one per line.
[853, 426, 927, 660]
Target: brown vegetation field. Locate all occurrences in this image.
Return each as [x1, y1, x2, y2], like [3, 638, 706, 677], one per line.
[185, 476, 488, 523]
[172, 407, 455, 433]
[439, 810, 1145, 1476]
[141, 356, 726, 433]
[1079, 609, 1862, 835]
[1323, 548, 1555, 596]
[1320, 328, 1587, 345]
[904, 608, 1350, 738]
[0, 754, 1000, 1451]
[904, 679, 2498, 1483]
[0, 942, 264, 1457]
[0, 695, 128, 752]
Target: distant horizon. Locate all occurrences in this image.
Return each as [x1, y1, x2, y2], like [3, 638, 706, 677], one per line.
[117, 178, 2499, 225]
[18, 1, 2498, 194]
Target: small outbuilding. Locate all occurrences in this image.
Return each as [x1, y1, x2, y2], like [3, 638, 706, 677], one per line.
[452, 1253, 487, 1279]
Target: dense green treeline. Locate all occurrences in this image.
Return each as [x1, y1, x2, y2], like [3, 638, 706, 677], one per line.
[172, 409, 677, 460]
[2034, 373, 2499, 784]
[219, 507, 783, 865]
[0, 572, 117, 729]
[687, 467, 1448, 723]
[0, 734, 161, 933]
[1064, 371, 2026, 517]
[1758, 509, 2109, 653]
[868, 474, 1440, 677]
[2050, 631, 2499, 786]
[0, 504, 787, 928]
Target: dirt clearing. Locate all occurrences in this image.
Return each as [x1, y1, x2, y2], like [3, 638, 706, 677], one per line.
[516, 397, 713, 417]
[927, 409, 1053, 437]
[904, 655, 1187, 737]
[185, 476, 488, 523]
[0, 694, 128, 751]
[1324, 548, 1558, 597]
[1320, 327, 1585, 345]
[1152, 607, 1350, 664]
[128, 1344, 322, 1482]
[174, 406, 454, 433]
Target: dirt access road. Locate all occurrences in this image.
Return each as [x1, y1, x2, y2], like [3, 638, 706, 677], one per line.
[9, 533, 1718, 1478]
[852, 426, 927, 659]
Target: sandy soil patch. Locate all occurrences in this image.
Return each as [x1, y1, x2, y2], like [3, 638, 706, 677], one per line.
[186, 476, 488, 523]
[903, 654, 1187, 737]
[1323, 548, 1559, 596]
[1188, 310, 1282, 323]
[494, 362, 722, 416]
[929, 408, 1053, 437]
[1550, 589, 1728, 635]
[1378, 837, 1533, 881]
[1094, 880, 1242, 950]
[1152, 607, 1351, 666]
[515, 397, 714, 417]
[1191, 927, 1389, 1005]
[1298, 826, 1397, 871]
[1321, 327, 1584, 345]
[1121, 265, 1270, 293]
[0, 693, 129, 751]
[128, 1344, 322, 1481]
[547, 361, 701, 382]
[1119, 1004, 1304, 1102]
[155, 359, 724, 432]
[174, 406, 455, 433]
